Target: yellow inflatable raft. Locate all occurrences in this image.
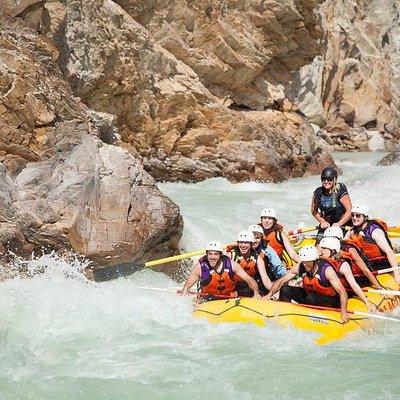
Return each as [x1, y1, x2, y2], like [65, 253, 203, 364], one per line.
[193, 273, 400, 345]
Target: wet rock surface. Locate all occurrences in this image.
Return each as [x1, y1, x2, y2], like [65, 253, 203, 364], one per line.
[1, 0, 399, 273]
[0, 26, 182, 267]
[294, 0, 400, 149]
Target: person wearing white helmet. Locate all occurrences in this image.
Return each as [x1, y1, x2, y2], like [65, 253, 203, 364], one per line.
[226, 230, 276, 296]
[311, 166, 352, 241]
[259, 208, 299, 264]
[319, 237, 376, 312]
[345, 205, 400, 284]
[324, 226, 382, 289]
[180, 240, 261, 299]
[264, 245, 349, 323]
[248, 224, 287, 285]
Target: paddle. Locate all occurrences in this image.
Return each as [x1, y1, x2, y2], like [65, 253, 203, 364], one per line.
[352, 311, 400, 322]
[367, 289, 400, 296]
[87, 261, 145, 282]
[373, 266, 400, 274]
[388, 226, 400, 234]
[287, 226, 317, 236]
[90, 223, 400, 282]
[388, 232, 400, 239]
[132, 286, 197, 295]
[294, 302, 400, 323]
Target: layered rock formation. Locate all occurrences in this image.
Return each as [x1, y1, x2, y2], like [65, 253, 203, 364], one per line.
[4, 0, 399, 268]
[40, 0, 329, 182]
[294, 0, 400, 149]
[0, 26, 182, 266]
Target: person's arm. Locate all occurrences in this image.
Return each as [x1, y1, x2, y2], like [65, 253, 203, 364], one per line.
[311, 193, 330, 228]
[371, 229, 400, 283]
[347, 247, 382, 289]
[180, 262, 201, 296]
[263, 263, 300, 300]
[281, 231, 300, 263]
[265, 246, 286, 277]
[339, 262, 376, 311]
[256, 254, 272, 290]
[325, 267, 348, 323]
[332, 193, 352, 227]
[232, 261, 261, 299]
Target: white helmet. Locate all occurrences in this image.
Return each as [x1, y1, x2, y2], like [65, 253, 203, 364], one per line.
[206, 241, 223, 252]
[248, 224, 264, 235]
[299, 246, 319, 262]
[319, 237, 341, 253]
[236, 230, 255, 243]
[324, 226, 343, 240]
[352, 204, 369, 216]
[260, 208, 277, 219]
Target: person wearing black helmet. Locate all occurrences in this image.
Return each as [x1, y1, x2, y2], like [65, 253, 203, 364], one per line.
[311, 166, 352, 241]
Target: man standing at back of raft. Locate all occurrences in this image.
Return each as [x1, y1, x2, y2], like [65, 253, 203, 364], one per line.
[180, 241, 262, 300]
[264, 246, 349, 323]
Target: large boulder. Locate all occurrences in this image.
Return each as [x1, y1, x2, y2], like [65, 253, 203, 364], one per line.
[0, 25, 182, 266]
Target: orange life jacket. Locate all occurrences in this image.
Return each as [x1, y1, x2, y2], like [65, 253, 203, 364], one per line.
[327, 254, 354, 289]
[341, 240, 373, 275]
[199, 255, 236, 296]
[338, 249, 364, 276]
[229, 246, 258, 280]
[347, 219, 392, 262]
[263, 225, 284, 258]
[300, 258, 337, 297]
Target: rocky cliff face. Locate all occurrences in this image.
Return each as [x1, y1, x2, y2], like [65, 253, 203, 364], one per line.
[294, 0, 400, 150]
[0, 25, 182, 267]
[40, 0, 329, 182]
[1, 0, 399, 267]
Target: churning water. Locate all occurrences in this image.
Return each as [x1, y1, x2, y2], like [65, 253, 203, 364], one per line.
[1, 152, 399, 399]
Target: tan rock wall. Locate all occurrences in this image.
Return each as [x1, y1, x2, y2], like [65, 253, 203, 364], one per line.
[0, 25, 182, 266]
[295, 0, 400, 148]
[42, 0, 328, 182]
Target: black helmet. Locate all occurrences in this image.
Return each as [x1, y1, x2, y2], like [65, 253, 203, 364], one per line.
[321, 167, 337, 179]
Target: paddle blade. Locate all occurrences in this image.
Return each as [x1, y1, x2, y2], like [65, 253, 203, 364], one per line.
[87, 262, 144, 282]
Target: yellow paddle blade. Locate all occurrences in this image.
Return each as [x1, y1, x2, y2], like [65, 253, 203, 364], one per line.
[388, 226, 400, 234]
[389, 232, 400, 239]
[144, 249, 205, 267]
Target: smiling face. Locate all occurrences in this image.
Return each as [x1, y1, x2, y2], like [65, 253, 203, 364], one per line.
[206, 250, 222, 268]
[252, 232, 263, 249]
[321, 176, 335, 191]
[303, 260, 316, 273]
[319, 247, 332, 258]
[260, 216, 275, 230]
[351, 212, 366, 228]
[238, 241, 252, 255]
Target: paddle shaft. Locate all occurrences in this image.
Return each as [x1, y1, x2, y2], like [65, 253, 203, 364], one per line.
[292, 302, 400, 322]
[367, 289, 400, 296]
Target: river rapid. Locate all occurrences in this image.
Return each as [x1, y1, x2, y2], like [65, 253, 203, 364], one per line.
[1, 152, 399, 399]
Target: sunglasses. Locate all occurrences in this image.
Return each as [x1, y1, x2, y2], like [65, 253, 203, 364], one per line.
[321, 177, 334, 182]
[351, 213, 363, 219]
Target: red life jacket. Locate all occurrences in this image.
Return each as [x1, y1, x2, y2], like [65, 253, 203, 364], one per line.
[299, 258, 337, 297]
[347, 219, 392, 262]
[199, 255, 236, 296]
[229, 246, 258, 280]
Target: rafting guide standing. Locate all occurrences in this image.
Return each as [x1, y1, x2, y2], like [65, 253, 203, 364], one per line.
[311, 167, 352, 241]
